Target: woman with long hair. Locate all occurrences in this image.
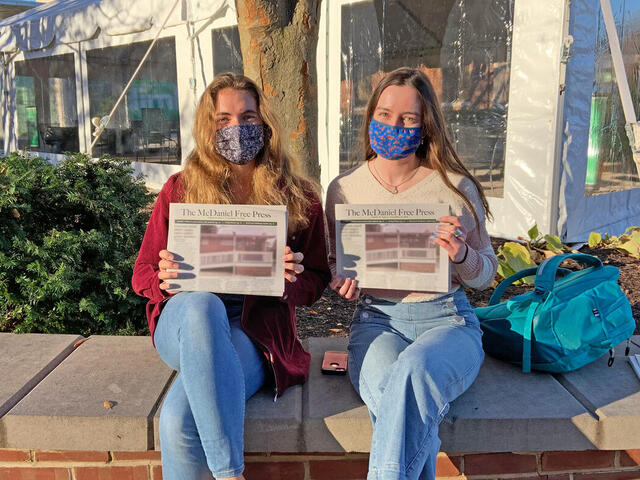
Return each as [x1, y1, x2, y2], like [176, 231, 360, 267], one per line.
[132, 73, 330, 480]
[326, 67, 497, 480]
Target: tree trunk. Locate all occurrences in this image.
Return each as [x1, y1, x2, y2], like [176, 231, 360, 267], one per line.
[235, 0, 322, 180]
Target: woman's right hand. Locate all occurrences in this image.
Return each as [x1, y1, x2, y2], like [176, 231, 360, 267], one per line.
[329, 275, 359, 301]
[158, 249, 179, 293]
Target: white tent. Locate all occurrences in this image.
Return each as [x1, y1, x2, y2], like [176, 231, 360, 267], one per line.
[0, 0, 638, 241]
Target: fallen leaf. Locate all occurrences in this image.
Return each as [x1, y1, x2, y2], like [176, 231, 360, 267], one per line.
[103, 400, 115, 409]
[73, 339, 88, 349]
[11, 208, 19, 219]
[309, 310, 318, 315]
[329, 328, 343, 333]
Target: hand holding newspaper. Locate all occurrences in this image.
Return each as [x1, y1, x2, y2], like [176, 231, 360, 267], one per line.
[335, 203, 451, 292]
[167, 203, 288, 296]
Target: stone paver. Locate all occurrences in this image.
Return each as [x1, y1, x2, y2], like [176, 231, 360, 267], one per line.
[557, 335, 640, 450]
[245, 383, 303, 452]
[440, 355, 596, 452]
[302, 337, 598, 453]
[302, 337, 371, 452]
[0, 333, 83, 421]
[1, 335, 173, 451]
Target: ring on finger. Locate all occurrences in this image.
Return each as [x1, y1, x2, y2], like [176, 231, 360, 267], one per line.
[452, 228, 464, 239]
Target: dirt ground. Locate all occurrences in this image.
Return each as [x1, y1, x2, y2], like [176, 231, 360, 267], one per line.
[296, 239, 640, 339]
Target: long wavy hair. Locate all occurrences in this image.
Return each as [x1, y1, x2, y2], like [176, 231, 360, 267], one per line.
[181, 73, 316, 232]
[361, 67, 492, 226]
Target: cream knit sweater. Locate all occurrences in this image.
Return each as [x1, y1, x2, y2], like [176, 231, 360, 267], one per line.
[325, 162, 498, 302]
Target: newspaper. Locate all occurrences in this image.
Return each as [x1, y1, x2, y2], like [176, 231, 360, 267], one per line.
[167, 203, 287, 296]
[335, 203, 451, 292]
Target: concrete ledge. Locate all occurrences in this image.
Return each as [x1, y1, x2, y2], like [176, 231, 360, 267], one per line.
[1, 335, 173, 451]
[2, 335, 640, 453]
[0, 333, 82, 420]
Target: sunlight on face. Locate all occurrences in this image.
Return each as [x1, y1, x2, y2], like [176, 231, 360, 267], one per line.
[214, 88, 263, 129]
[373, 85, 422, 128]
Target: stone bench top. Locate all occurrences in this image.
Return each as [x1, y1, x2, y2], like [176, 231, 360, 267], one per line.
[1, 333, 639, 453]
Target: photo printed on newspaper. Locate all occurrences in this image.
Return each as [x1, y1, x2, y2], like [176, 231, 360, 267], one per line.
[167, 203, 288, 296]
[335, 203, 450, 292]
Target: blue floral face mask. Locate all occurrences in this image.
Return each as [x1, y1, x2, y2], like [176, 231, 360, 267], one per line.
[215, 123, 264, 165]
[368, 118, 423, 160]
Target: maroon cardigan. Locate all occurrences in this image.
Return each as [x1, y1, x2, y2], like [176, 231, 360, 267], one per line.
[132, 173, 331, 397]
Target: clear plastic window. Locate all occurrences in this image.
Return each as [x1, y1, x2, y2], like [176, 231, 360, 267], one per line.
[340, 0, 514, 198]
[212, 26, 243, 75]
[586, 0, 640, 196]
[15, 54, 79, 153]
[86, 37, 181, 164]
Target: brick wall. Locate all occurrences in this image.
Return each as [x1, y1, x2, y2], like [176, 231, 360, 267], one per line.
[1, 449, 639, 479]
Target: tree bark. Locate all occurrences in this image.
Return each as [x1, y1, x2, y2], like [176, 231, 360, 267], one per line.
[235, 0, 322, 180]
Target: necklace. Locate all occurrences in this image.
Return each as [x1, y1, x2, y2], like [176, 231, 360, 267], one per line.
[370, 159, 420, 194]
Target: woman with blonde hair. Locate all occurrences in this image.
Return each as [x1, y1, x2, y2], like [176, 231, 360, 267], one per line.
[132, 73, 330, 480]
[326, 67, 497, 480]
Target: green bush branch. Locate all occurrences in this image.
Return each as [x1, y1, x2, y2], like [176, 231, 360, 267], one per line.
[0, 152, 154, 335]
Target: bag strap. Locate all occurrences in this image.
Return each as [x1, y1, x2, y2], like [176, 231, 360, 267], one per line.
[489, 268, 538, 305]
[534, 253, 602, 295]
[522, 300, 540, 373]
[489, 267, 574, 306]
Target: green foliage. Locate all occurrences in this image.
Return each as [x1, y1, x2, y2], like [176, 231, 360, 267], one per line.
[496, 242, 537, 284]
[588, 232, 602, 248]
[0, 152, 154, 335]
[587, 226, 640, 258]
[497, 223, 573, 285]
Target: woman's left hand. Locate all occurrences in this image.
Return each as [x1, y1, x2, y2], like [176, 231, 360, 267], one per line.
[283, 246, 305, 283]
[435, 215, 467, 263]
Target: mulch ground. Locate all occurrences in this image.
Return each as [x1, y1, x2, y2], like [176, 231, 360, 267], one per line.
[296, 238, 640, 339]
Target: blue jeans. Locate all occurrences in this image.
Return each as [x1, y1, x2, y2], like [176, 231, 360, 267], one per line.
[348, 288, 484, 480]
[154, 291, 267, 479]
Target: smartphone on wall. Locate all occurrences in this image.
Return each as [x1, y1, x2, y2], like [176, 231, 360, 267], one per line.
[321, 351, 348, 375]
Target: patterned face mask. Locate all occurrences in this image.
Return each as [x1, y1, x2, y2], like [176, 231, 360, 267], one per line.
[215, 123, 264, 165]
[368, 118, 423, 160]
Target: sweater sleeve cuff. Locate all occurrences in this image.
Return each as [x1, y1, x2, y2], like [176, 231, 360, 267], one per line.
[150, 276, 170, 303]
[453, 244, 482, 281]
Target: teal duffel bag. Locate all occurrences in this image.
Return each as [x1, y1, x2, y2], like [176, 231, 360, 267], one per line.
[475, 253, 635, 373]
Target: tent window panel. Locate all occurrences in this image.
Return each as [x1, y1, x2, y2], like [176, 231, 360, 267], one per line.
[86, 37, 181, 165]
[340, 0, 514, 198]
[15, 54, 79, 153]
[212, 26, 243, 75]
[586, 0, 640, 196]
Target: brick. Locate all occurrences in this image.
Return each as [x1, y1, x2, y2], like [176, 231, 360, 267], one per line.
[497, 476, 571, 480]
[621, 450, 640, 467]
[111, 452, 162, 462]
[541, 450, 615, 472]
[574, 472, 640, 480]
[34, 451, 109, 463]
[0, 449, 30, 462]
[0, 468, 70, 480]
[464, 452, 538, 475]
[150, 466, 162, 480]
[244, 461, 305, 480]
[73, 466, 149, 480]
[436, 453, 461, 477]
[309, 459, 368, 479]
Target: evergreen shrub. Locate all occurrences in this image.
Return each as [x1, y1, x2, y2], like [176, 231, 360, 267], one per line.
[0, 152, 154, 335]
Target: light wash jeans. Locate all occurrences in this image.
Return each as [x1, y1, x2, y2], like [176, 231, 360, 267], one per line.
[154, 291, 267, 480]
[348, 288, 484, 480]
